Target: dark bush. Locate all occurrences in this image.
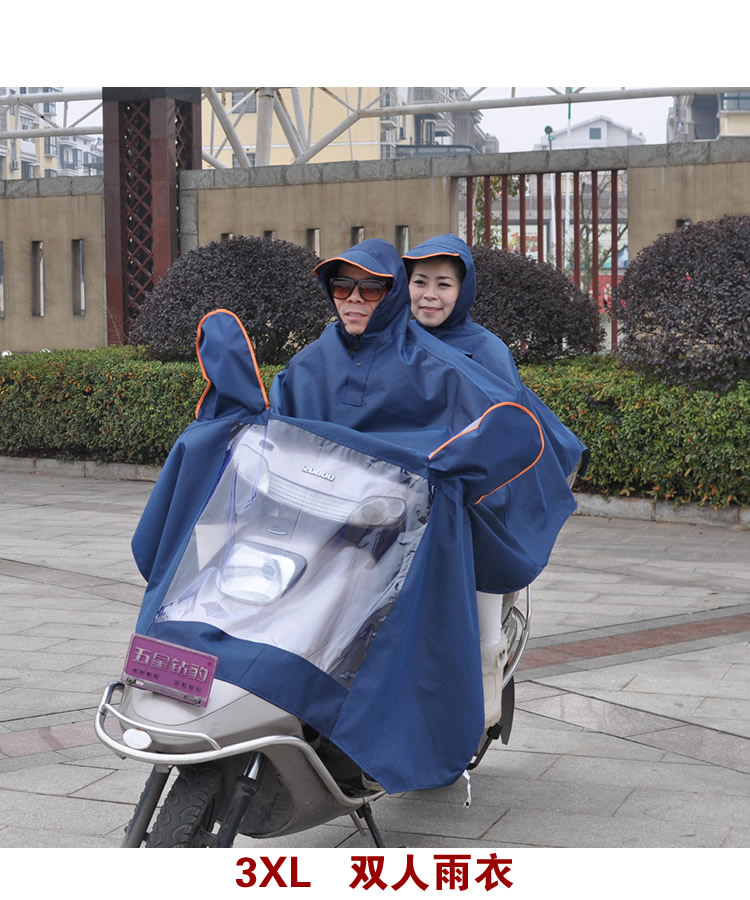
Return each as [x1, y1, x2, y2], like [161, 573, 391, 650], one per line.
[130, 235, 332, 365]
[614, 216, 750, 391]
[470, 245, 602, 363]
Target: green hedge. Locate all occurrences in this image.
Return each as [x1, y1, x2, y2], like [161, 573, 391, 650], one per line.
[518, 356, 749, 509]
[0, 347, 282, 466]
[1, 350, 748, 508]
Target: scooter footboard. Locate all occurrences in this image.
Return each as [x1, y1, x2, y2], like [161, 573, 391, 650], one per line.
[239, 743, 367, 838]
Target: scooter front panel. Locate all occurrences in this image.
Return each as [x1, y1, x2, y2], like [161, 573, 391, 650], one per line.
[150, 419, 432, 687]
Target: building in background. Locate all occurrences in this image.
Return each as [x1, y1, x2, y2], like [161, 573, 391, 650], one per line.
[0, 87, 103, 180]
[534, 115, 646, 151]
[667, 91, 750, 141]
[201, 87, 498, 167]
[395, 87, 498, 157]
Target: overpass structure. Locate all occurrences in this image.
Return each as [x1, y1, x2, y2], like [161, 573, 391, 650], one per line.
[2, 87, 745, 167]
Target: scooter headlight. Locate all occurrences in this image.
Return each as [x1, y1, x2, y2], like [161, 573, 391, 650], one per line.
[349, 496, 406, 528]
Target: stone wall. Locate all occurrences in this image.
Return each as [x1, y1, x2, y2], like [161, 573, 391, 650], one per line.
[3, 140, 750, 351]
[0, 176, 106, 352]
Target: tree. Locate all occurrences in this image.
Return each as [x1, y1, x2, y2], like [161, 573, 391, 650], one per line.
[614, 215, 750, 391]
[130, 235, 331, 365]
[471, 245, 602, 363]
[564, 171, 628, 300]
[470, 175, 520, 246]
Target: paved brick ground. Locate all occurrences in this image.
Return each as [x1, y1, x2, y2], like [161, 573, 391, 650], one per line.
[0, 471, 748, 848]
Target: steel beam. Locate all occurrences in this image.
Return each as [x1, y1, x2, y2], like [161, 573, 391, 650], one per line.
[0, 126, 101, 140]
[0, 89, 101, 106]
[204, 86, 251, 167]
[255, 87, 276, 167]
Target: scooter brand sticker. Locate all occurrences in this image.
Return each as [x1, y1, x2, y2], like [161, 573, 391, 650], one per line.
[302, 465, 335, 481]
[122, 634, 218, 707]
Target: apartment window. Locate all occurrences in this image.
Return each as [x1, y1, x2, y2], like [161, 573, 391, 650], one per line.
[72, 239, 85, 316]
[231, 91, 257, 113]
[720, 92, 750, 111]
[589, 127, 602, 140]
[395, 225, 410, 254]
[44, 136, 58, 155]
[21, 116, 34, 131]
[21, 162, 35, 178]
[31, 241, 45, 317]
[351, 227, 365, 245]
[231, 151, 255, 168]
[45, 169, 57, 178]
[0, 242, 4, 318]
[306, 228, 320, 255]
[42, 87, 58, 115]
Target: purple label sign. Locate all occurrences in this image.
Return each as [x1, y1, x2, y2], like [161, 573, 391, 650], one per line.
[122, 634, 219, 707]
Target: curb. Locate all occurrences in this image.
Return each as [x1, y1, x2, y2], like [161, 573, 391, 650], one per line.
[0, 455, 747, 530]
[572, 491, 750, 530]
[0, 455, 162, 484]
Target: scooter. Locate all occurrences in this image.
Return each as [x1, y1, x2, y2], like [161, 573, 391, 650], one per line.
[95, 419, 531, 848]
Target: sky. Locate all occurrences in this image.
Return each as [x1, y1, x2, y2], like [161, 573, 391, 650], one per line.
[458, 88, 674, 152]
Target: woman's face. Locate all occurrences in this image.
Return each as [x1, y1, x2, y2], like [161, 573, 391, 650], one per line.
[330, 262, 390, 335]
[409, 258, 461, 327]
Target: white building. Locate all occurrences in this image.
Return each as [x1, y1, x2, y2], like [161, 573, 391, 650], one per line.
[534, 115, 646, 151]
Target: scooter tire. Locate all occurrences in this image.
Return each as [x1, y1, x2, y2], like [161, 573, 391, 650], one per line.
[146, 764, 225, 848]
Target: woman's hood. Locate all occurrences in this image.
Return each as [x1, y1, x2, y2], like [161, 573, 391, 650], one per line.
[314, 238, 411, 344]
[403, 233, 476, 332]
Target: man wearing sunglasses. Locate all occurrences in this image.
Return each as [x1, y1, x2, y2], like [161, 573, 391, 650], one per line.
[328, 264, 392, 336]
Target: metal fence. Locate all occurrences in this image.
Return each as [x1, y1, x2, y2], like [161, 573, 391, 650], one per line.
[464, 170, 625, 349]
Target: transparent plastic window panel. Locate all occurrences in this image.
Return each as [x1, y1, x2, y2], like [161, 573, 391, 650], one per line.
[154, 421, 433, 687]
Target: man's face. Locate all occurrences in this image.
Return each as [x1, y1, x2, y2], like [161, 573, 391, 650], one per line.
[330, 262, 390, 335]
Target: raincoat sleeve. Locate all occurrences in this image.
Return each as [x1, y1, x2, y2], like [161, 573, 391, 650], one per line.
[131, 310, 269, 612]
[426, 400, 544, 504]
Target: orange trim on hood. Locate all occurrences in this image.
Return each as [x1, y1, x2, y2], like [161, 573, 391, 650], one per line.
[402, 251, 461, 260]
[194, 308, 269, 419]
[313, 256, 393, 279]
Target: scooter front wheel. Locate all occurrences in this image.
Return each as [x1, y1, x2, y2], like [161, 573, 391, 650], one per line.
[146, 763, 224, 848]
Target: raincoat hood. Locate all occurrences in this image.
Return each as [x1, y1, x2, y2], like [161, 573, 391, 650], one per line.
[403, 232, 476, 333]
[404, 234, 589, 485]
[314, 238, 410, 348]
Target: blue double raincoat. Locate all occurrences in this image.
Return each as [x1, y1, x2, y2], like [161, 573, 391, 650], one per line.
[130, 240, 582, 793]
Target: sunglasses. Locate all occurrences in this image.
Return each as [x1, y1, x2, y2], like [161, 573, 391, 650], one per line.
[329, 276, 390, 303]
